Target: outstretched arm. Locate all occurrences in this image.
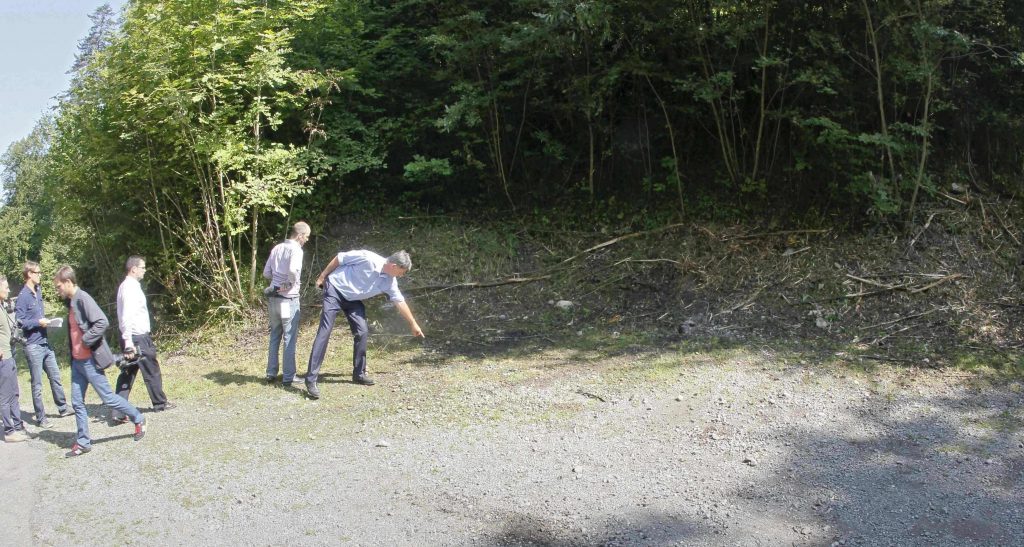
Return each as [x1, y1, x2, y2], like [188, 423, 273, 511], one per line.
[315, 256, 340, 289]
[395, 301, 424, 338]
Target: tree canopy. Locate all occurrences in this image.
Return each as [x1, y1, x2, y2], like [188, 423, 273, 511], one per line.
[2, 0, 1023, 317]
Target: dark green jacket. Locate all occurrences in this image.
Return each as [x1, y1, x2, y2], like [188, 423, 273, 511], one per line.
[0, 307, 12, 359]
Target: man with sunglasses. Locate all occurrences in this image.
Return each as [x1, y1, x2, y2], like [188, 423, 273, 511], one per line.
[15, 261, 71, 429]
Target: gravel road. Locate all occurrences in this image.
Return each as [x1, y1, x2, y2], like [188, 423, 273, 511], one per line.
[5, 344, 1023, 546]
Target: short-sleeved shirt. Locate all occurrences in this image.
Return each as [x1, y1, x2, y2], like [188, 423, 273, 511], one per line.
[327, 250, 404, 303]
[262, 239, 303, 298]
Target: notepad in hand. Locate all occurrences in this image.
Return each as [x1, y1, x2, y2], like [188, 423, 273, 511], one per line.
[45, 317, 63, 328]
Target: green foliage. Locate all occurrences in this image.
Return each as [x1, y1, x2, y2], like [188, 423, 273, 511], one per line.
[3, 0, 1024, 323]
[0, 120, 54, 275]
[30, 0, 352, 315]
[403, 155, 452, 183]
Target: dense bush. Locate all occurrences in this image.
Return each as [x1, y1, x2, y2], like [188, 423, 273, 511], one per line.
[1, 0, 1022, 317]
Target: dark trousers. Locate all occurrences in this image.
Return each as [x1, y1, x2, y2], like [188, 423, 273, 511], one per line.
[114, 333, 168, 415]
[0, 357, 23, 435]
[305, 284, 368, 384]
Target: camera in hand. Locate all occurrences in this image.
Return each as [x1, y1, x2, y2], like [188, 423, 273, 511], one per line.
[3, 298, 26, 346]
[263, 281, 293, 297]
[10, 329, 26, 347]
[114, 351, 142, 370]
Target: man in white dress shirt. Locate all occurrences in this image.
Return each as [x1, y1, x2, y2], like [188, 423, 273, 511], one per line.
[262, 221, 311, 386]
[112, 255, 172, 421]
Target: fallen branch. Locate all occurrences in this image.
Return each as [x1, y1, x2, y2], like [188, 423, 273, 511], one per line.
[406, 274, 552, 294]
[728, 228, 830, 241]
[935, 190, 966, 205]
[800, 273, 961, 304]
[907, 273, 961, 294]
[859, 307, 947, 331]
[908, 211, 941, 250]
[858, 354, 917, 364]
[560, 223, 687, 265]
[845, 274, 893, 289]
[989, 205, 1022, 246]
[719, 284, 769, 315]
[612, 257, 682, 266]
[868, 325, 914, 345]
[842, 282, 916, 299]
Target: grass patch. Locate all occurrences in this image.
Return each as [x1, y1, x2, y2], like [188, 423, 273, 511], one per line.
[975, 409, 1024, 435]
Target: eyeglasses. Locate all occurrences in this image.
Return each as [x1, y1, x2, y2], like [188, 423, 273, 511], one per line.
[28, 270, 41, 275]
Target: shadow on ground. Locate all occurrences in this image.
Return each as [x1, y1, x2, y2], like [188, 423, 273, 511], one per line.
[743, 386, 1024, 545]
[486, 512, 703, 546]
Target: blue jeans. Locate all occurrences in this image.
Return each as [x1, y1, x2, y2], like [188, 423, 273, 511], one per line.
[70, 357, 142, 449]
[24, 343, 69, 422]
[267, 297, 301, 383]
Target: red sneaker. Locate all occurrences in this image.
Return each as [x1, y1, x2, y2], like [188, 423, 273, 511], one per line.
[133, 418, 147, 441]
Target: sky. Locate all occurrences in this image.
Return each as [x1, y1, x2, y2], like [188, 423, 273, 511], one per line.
[0, 0, 127, 156]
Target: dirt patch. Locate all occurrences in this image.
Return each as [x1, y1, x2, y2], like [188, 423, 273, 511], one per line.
[11, 206, 1024, 545]
[10, 334, 1024, 546]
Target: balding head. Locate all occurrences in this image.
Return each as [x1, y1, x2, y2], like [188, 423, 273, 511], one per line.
[291, 221, 311, 246]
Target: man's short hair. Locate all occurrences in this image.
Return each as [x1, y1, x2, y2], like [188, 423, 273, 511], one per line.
[387, 250, 412, 271]
[126, 255, 145, 273]
[291, 221, 311, 239]
[23, 261, 39, 280]
[0, 275, 9, 288]
[54, 265, 77, 285]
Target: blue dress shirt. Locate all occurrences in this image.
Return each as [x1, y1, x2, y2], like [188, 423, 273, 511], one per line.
[327, 250, 405, 303]
[15, 285, 48, 345]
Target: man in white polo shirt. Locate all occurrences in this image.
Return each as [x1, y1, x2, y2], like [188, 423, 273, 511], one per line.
[262, 221, 311, 386]
[113, 255, 173, 421]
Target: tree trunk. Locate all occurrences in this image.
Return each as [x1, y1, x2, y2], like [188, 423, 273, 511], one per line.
[860, 0, 899, 201]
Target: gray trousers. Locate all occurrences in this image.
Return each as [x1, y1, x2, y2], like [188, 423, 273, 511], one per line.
[0, 356, 24, 435]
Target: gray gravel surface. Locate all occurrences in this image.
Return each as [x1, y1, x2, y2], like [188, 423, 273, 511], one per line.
[5, 346, 1024, 546]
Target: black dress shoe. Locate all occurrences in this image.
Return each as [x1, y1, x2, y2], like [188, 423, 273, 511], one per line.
[353, 374, 375, 386]
[305, 380, 320, 399]
[153, 402, 177, 412]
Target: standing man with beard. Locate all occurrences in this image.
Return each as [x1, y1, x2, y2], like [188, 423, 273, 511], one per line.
[55, 265, 147, 457]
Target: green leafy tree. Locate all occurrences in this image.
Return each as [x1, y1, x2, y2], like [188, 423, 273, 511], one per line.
[48, 0, 348, 314]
